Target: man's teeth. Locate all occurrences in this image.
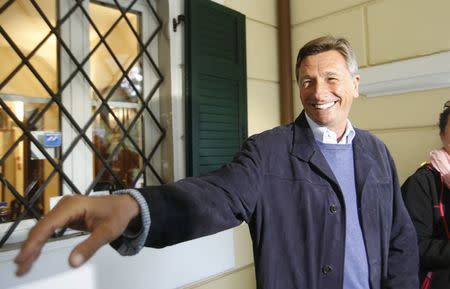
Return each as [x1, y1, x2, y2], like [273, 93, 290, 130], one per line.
[314, 102, 335, 110]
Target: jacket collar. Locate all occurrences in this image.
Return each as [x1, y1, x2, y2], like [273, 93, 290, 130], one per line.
[352, 129, 376, 195]
[291, 111, 339, 186]
[291, 111, 375, 195]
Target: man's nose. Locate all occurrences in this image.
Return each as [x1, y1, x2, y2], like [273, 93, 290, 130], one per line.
[312, 80, 328, 98]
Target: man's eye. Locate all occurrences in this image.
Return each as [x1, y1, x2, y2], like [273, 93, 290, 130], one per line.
[302, 80, 311, 86]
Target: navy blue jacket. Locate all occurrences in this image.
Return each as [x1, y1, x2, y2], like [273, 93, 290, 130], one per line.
[139, 112, 419, 289]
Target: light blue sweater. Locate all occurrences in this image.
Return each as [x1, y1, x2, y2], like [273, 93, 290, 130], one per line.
[318, 142, 370, 289]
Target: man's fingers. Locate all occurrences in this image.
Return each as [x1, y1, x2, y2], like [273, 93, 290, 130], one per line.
[15, 258, 33, 277]
[15, 195, 134, 276]
[68, 227, 111, 268]
[14, 219, 63, 276]
[15, 248, 41, 276]
[15, 196, 84, 275]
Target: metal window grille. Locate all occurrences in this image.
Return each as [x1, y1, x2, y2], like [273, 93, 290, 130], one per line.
[0, 0, 165, 247]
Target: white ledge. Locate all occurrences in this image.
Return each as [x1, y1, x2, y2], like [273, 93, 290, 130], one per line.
[359, 51, 450, 97]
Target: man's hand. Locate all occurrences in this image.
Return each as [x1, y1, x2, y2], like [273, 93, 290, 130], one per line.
[14, 194, 140, 276]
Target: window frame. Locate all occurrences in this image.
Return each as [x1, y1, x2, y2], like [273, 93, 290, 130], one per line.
[59, 0, 163, 194]
[0, 0, 165, 248]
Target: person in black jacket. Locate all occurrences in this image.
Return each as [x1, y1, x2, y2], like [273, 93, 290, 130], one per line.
[402, 101, 450, 289]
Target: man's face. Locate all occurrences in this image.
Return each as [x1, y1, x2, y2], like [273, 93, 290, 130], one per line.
[298, 50, 360, 136]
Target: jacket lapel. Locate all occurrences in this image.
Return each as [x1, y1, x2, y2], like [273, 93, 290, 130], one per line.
[290, 112, 339, 188]
[290, 112, 375, 197]
[352, 131, 375, 197]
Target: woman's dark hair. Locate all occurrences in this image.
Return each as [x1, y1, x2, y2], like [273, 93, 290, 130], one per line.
[439, 107, 450, 135]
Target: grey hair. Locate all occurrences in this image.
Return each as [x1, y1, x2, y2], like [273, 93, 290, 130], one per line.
[295, 36, 359, 81]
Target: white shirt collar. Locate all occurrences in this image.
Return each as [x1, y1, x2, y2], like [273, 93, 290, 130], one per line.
[305, 113, 356, 144]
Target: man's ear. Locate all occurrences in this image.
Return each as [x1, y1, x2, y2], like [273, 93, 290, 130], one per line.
[353, 74, 360, 98]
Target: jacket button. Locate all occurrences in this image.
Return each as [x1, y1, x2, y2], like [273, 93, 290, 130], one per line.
[329, 204, 338, 213]
[322, 265, 333, 275]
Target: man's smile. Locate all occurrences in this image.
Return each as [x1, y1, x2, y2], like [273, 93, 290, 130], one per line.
[312, 100, 339, 110]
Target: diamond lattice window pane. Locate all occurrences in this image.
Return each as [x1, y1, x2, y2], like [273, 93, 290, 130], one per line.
[0, 35, 22, 85]
[0, 0, 164, 247]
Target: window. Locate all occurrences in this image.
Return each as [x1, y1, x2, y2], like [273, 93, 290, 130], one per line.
[0, 0, 164, 247]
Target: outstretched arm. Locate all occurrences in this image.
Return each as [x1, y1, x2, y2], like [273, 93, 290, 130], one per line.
[14, 194, 139, 276]
[15, 135, 264, 276]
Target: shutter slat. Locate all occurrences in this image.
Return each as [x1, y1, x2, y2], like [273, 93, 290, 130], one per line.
[199, 148, 238, 156]
[199, 104, 237, 115]
[200, 156, 234, 165]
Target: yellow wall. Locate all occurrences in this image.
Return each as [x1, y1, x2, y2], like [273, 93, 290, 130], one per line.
[190, 0, 280, 288]
[291, 0, 450, 183]
[187, 265, 255, 289]
[227, 0, 280, 137]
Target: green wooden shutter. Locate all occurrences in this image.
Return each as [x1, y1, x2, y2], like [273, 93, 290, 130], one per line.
[185, 0, 247, 176]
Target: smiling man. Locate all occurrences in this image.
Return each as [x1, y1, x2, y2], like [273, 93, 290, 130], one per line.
[298, 48, 359, 142]
[16, 36, 419, 289]
[292, 36, 419, 289]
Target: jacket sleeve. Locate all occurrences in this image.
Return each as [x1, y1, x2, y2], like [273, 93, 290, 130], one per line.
[385, 150, 419, 289]
[138, 136, 264, 248]
[402, 168, 450, 271]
